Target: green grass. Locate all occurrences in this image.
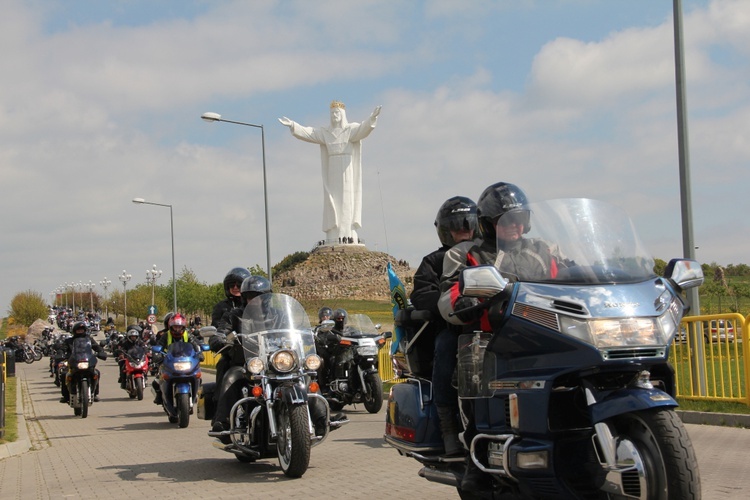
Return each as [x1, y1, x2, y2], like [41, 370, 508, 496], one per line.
[301, 299, 395, 329]
[676, 398, 749, 414]
[0, 374, 18, 443]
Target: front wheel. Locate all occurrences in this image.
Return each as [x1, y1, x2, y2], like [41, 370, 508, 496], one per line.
[363, 373, 383, 414]
[135, 379, 144, 400]
[79, 380, 89, 419]
[177, 393, 190, 428]
[276, 403, 311, 478]
[607, 408, 701, 499]
[24, 350, 35, 364]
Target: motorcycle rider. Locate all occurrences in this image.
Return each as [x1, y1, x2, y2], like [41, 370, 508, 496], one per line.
[59, 321, 107, 403]
[411, 195, 477, 457]
[437, 182, 568, 492]
[210, 275, 273, 433]
[116, 325, 144, 388]
[313, 307, 341, 393]
[211, 267, 252, 403]
[152, 313, 204, 405]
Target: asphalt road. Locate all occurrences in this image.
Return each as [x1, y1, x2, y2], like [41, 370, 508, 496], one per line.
[2, 356, 750, 499]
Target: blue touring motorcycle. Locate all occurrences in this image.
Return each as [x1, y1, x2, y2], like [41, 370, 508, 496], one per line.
[385, 198, 704, 500]
[152, 340, 210, 428]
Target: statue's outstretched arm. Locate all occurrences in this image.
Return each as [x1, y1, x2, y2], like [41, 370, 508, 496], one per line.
[371, 106, 382, 118]
[278, 117, 293, 127]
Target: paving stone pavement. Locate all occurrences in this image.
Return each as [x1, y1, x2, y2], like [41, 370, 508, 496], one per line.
[3, 357, 750, 499]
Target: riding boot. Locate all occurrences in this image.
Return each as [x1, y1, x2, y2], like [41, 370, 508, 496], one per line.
[461, 458, 489, 493]
[436, 406, 463, 456]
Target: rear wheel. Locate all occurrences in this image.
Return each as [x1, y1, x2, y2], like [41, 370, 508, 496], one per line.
[276, 403, 311, 478]
[177, 393, 190, 428]
[363, 373, 383, 414]
[607, 409, 700, 499]
[80, 380, 89, 419]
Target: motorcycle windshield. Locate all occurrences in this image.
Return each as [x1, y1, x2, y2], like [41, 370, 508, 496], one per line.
[343, 314, 380, 337]
[240, 293, 316, 361]
[497, 198, 656, 284]
[166, 341, 197, 358]
[127, 345, 147, 360]
[70, 337, 95, 365]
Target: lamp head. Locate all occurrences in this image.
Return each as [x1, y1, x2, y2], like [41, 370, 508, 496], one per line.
[132, 198, 145, 204]
[201, 112, 222, 122]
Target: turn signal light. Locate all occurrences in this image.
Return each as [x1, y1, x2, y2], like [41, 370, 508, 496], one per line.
[309, 381, 320, 393]
[251, 385, 263, 398]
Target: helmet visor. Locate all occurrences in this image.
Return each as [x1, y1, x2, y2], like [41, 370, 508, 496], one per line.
[443, 212, 477, 232]
[495, 210, 530, 228]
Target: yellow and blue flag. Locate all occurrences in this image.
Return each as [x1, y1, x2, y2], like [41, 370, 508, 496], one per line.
[387, 262, 407, 355]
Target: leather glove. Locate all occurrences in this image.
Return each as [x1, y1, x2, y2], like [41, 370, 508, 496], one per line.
[453, 296, 482, 323]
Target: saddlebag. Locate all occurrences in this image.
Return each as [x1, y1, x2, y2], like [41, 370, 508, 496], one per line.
[197, 382, 216, 420]
[384, 379, 442, 452]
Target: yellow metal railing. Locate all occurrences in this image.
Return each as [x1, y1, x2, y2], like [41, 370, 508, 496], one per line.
[673, 313, 748, 405]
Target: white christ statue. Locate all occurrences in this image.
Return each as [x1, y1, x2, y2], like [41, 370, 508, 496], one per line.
[279, 101, 381, 244]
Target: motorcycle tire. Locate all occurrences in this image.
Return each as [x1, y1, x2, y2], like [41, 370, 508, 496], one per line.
[363, 373, 383, 414]
[79, 380, 89, 419]
[136, 380, 144, 401]
[33, 349, 43, 362]
[608, 408, 700, 499]
[177, 393, 190, 428]
[276, 403, 311, 478]
[24, 352, 35, 364]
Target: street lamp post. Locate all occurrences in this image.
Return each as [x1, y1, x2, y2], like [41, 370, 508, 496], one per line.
[69, 282, 76, 315]
[146, 264, 162, 305]
[132, 199, 177, 312]
[63, 283, 69, 309]
[86, 280, 95, 312]
[75, 281, 83, 314]
[119, 270, 132, 324]
[100, 278, 112, 318]
[201, 112, 272, 284]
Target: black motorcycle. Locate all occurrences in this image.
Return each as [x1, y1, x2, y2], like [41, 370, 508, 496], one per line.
[199, 293, 332, 478]
[315, 314, 391, 413]
[65, 336, 106, 418]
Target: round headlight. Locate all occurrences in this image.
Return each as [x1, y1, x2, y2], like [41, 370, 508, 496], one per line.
[270, 350, 296, 373]
[305, 354, 322, 371]
[246, 357, 264, 374]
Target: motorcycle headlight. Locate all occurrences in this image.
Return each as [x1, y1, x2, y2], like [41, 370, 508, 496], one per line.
[133, 361, 145, 369]
[270, 350, 297, 373]
[356, 346, 378, 356]
[77, 361, 89, 370]
[305, 354, 322, 371]
[173, 361, 192, 372]
[559, 314, 673, 349]
[247, 357, 264, 374]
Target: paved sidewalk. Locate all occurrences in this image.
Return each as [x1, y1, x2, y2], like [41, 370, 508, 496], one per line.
[3, 358, 750, 499]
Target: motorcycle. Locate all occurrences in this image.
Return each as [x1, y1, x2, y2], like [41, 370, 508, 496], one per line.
[315, 313, 390, 413]
[385, 198, 704, 499]
[122, 345, 149, 400]
[65, 336, 106, 418]
[198, 293, 331, 478]
[151, 341, 210, 428]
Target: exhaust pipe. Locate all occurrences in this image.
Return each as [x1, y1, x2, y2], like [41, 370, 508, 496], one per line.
[419, 467, 459, 487]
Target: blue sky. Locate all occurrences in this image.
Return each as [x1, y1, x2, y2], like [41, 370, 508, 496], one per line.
[2, 0, 748, 314]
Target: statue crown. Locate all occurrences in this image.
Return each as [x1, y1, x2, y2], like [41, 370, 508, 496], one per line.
[330, 100, 346, 109]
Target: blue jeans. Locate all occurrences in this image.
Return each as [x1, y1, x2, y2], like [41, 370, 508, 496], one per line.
[432, 328, 458, 408]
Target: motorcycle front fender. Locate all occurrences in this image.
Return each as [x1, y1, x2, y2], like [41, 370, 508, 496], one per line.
[278, 384, 308, 405]
[590, 387, 677, 423]
[174, 381, 192, 395]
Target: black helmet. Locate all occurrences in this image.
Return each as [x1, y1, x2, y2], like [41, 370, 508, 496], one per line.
[435, 196, 478, 247]
[476, 182, 530, 239]
[240, 275, 271, 302]
[193, 316, 202, 325]
[163, 312, 175, 330]
[332, 308, 347, 331]
[72, 321, 87, 336]
[318, 306, 333, 322]
[223, 267, 252, 298]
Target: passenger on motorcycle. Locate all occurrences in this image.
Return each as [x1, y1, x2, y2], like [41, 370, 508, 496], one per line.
[116, 325, 143, 388]
[411, 195, 477, 457]
[59, 321, 107, 403]
[210, 275, 272, 432]
[437, 182, 569, 491]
